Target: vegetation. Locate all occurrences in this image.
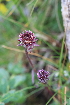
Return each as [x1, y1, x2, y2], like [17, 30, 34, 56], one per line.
[0, 0, 70, 105]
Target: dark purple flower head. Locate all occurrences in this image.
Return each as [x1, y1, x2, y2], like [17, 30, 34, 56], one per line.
[37, 69, 50, 83]
[18, 30, 39, 51]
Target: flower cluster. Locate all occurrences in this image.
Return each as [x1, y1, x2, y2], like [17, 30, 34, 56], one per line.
[37, 69, 50, 83]
[18, 30, 50, 84]
[18, 30, 39, 51]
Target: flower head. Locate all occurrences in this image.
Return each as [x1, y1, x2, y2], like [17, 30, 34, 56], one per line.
[18, 30, 39, 51]
[37, 69, 50, 83]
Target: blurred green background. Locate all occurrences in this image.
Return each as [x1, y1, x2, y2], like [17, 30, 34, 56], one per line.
[0, 0, 70, 105]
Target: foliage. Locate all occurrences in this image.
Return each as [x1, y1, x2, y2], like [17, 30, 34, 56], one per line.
[0, 0, 70, 105]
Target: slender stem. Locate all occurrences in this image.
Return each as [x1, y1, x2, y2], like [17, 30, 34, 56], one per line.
[25, 48, 34, 68]
[25, 48, 35, 84]
[64, 87, 66, 105]
[32, 69, 34, 84]
[46, 92, 57, 105]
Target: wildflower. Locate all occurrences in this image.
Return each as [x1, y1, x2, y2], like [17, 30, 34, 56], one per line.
[18, 30, 39, 51]
[37, 69, 50, 83]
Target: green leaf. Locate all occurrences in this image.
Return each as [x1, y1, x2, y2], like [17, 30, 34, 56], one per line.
[0, 78, 8, 93]
[0, 68, 9, 93]
[8, 63, 26, 74]
[9, 75, 26, 89]
[0, 68, 9, 79]
[1, 90, 26, 103]
[1, 90, 15, 103]
[0, 102, 5, 105]
[67, 98, 70, 105]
